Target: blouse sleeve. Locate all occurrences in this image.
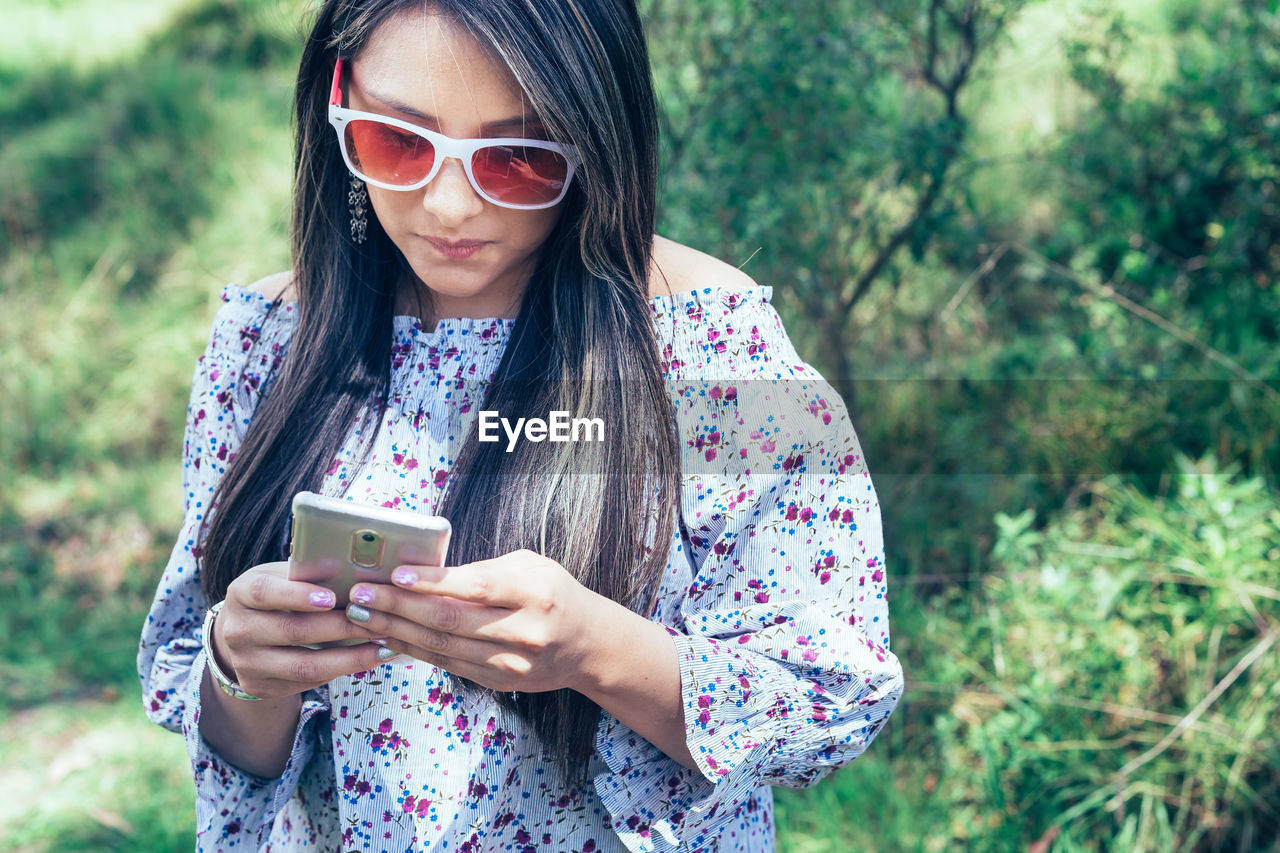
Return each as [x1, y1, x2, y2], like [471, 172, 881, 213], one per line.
[593, 287, 905, 852]
[136, 286, 328, 849]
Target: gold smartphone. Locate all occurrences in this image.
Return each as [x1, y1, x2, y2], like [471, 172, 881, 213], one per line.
[288, 491, 452, 646]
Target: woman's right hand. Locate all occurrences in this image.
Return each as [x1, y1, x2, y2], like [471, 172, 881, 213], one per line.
[210, 561, 393, 700]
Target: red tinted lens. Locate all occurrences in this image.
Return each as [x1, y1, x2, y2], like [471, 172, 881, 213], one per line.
[471, 145, 569, 206]
[345, 120, 435, 186]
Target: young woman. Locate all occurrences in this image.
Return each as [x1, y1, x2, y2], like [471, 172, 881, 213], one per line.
[138, 1, 903, 850]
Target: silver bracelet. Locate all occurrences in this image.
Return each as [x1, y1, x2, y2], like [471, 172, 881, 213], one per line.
[202, 601, 263, 701]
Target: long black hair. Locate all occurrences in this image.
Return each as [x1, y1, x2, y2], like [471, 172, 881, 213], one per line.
[199, 0, 678, 783]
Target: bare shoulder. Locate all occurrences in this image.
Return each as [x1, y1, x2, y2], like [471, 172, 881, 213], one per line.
[247, 270, 298, 303]
[648, 235, 758, 300]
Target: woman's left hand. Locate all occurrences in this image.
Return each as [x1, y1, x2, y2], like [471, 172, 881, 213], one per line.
[342, 548, 610, 694]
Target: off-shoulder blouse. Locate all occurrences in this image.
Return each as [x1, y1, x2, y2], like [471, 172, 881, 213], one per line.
[138, 283, 904, 852]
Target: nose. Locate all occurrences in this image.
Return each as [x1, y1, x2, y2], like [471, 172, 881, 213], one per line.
[421, 156, 485, 227]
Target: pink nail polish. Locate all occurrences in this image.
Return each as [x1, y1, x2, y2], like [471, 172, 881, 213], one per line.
[370, 637, 388, 646]
[351, 586, 375, 605]
[392, 568, 419, 586]
[309, 590, 335, 608]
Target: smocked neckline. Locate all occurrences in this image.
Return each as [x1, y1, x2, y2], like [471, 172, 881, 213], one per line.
[222, 281, 775, 337]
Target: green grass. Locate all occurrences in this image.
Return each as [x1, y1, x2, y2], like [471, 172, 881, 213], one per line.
[0, 697, 193, 852]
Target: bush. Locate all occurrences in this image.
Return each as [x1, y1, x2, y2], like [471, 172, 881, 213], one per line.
[924, 455, 1280, 850]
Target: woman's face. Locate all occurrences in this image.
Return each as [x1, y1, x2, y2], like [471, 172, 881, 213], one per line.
[349, 9, 563, 320]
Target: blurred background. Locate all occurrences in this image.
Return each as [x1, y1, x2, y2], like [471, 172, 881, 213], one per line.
[1, 0, 1277, 849]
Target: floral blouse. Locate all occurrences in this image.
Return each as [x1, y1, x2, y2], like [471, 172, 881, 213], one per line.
[138, 283, 904, 853]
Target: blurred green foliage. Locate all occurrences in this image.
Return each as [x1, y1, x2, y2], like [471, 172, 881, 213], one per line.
[1, 0, 1277, 849]
[922, 456, 1280, 850]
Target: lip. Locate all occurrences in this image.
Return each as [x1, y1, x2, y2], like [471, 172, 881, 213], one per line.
[423, 236, 488, 260]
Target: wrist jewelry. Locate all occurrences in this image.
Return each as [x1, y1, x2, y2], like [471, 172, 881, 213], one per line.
[202, 601, 263, 701]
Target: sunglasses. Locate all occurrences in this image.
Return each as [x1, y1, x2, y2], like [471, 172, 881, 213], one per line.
[328, 57, 580, 210]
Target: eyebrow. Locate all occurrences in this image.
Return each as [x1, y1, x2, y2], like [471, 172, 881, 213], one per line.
[362, 88, 541, 131]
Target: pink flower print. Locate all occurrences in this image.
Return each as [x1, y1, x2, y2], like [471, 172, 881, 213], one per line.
[820, 571, 831, 584]
[842, 509, 854, 524]
[356, 779, 372, 795]
[371, 733, 385, 749]
[712, 340, 726, 353]
[799, 507, 814, 522]
[416, 798, 431, 818]
[379, 719, 395, 734]
[754, 591, 769, 603]
[706, 329, 719, 342]
[709, 385, 722, 400]
[761, 439, 776, 453]
[705, 448, 717, 461]
[802, 648, 819, 662]
[872, 568, 884, 582]
[404, 457, 418, 471]
[402, 796, 417, 814]
[433, 468, 449, 488]
[724, 385, 737, 401]
[785, 504, 798, 521]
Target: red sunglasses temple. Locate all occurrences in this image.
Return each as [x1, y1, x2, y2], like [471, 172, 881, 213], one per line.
[329, 57, 344, 107]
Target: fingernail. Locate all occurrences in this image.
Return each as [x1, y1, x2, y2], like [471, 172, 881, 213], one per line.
[347, 604, 372, 624]
[392, 568, 419, 586]
[377, 646, 399, 661]
[370, 637, 388, 646]
[309, 590, 335, 608]
[351, 586, 375, 605]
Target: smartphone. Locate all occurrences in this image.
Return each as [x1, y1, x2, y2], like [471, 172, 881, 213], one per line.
[288, 491, 452, 645]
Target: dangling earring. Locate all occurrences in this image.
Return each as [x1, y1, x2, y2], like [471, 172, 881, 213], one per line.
[348, 176, 368, 244]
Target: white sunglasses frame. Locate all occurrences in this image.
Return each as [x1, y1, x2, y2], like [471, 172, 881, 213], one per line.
[328, 57, 580, 211]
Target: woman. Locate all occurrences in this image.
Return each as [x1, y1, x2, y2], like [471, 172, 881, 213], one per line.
[138, 0, 904, 850]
